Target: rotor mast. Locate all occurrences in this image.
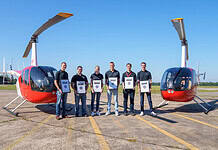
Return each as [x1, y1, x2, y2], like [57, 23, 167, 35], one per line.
[31, 37, 38, 66]
[181, 40, 187, 67]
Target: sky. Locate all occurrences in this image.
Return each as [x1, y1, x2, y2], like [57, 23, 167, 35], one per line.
[0, 0, 218, 82]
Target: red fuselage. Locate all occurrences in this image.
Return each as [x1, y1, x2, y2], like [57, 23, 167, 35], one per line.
[161, 86, 197, 102]
[160, 67, 198, 102]
[18, 66, 57, 103]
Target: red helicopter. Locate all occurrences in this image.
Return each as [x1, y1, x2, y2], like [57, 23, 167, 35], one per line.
[155, 18, 212, 114]
[3, 12, 73, 116]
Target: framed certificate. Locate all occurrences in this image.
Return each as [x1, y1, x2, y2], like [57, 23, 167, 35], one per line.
[109, 77, 118, 89]
[60, 80, 71, 93]
[140, 81, 150, 93]
[77, 81, 86, 93]
[93, 80, 102, 92]
[124, 77, 134, 89]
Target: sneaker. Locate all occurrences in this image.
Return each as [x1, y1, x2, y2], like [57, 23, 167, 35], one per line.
[59, 115, 63, 119]
[56, 116, 61, 120]
[115, 111, 119, 116]
[124, 112, 128, 116]
[75, 114, 79, 117]
[96, 111, 101, 116]
[105, 111, 110, 116]
[91, 112, 95, 117]
[150, 111, 157, 116]
[140, 111, 144, 116]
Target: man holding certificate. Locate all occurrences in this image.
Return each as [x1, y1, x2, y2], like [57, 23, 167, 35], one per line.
[54, 62, 70, 120]
[71, 66, 88, 117]
[105, 62, 120, 116]
[90, 66, 104, 116]
[122, 63, 137, 116]
[137, 62, 156, 116]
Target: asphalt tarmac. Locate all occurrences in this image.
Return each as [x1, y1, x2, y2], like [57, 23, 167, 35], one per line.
[0, 90, 217, 150]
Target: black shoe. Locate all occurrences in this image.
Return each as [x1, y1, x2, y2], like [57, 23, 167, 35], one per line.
[75, 114, 79, 117]
[124, 112, 128, 116]
[82, 114, 88, 117]
[130, 112, 135, 116]
[63, 115, 71, 118]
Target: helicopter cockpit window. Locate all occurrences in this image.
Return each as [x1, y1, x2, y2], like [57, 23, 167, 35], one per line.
[161, 68, 193, 91]
[24, 69, 29, 85]
[161, 69, 178, 90]
[30, 66, 57, 92]
[21, 71, 24, 83]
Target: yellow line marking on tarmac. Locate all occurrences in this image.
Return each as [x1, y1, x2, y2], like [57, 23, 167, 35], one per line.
[5, 115, 54, 150]
[66, 118, 74, 149]
[89, 116, 110, 150]
[65, 93, 75, 148]
[172, 113, 218, 129]
[135, 116, 199, 150]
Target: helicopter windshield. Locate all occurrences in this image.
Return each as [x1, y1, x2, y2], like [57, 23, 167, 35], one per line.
[30, 66, 57, 92]
[160, 68, 194, 91]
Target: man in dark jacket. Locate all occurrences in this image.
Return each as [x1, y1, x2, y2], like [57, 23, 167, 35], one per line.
[122, 63, 137, 116]
[90, 65, 104, 116]
[137, 62, 156, 116]
[71, 66, 88, 117]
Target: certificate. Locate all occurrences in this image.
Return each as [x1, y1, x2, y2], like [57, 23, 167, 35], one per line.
[109, 77, 118, 89]
[60, 80, 71, 93]
[140, 81, 150, 93]
[77, 81, 86, 93]
[124, 77, 134, 89]
[93, 80, 102, 92]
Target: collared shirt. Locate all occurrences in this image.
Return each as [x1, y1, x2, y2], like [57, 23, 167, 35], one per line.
[55, 70, 68, 88]
[137, 70, 152, 82]
[71, 74, 88, 89]
[90, 72, 104, 81]
[122, 71, 137, 87]
[105, 69, 120, 85]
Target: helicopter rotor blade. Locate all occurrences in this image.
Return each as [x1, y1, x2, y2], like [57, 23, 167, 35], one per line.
[23, 12, 73, 58]
[171, 18, 188, 60]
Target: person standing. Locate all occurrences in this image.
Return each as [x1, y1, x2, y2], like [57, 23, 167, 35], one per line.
[54, 62, 69, 120]
[71, 66, 89, 117]
[90, 66, 104, 116]
[105, 62, 120, 116]
[122, 63, 137, 116]
[137, 62, 157, 116]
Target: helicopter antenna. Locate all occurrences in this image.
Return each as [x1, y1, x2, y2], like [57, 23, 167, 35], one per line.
[2, 57, 6, 85]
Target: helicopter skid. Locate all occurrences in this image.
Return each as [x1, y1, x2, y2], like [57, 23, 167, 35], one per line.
[2, 96, 27, 117]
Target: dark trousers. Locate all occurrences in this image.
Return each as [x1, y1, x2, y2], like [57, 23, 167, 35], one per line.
[75, 93, 86, 115]
[91, 92, 101, 112]
[123, 89, 135, 113]
[140, 92, 153, 112]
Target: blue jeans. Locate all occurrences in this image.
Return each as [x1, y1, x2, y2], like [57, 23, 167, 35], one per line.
[107, 89, 118, 112]
[140, 92, 153, 112]
[56, 91, 67, 116]
[75, 93, 87, 115]
[123, 89, 135, 113]
[91, 92, 101, 112]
